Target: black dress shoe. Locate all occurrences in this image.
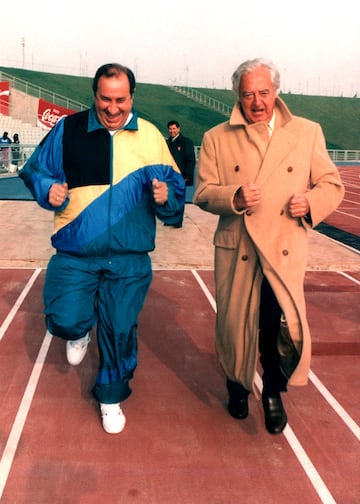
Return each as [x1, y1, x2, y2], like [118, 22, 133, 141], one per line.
[226, 379, 249, 419]
[262, 392, 287, 434]
[228, 396, 248, 419]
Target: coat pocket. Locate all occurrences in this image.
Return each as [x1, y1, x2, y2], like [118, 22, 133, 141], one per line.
[213, 229, 238, 249]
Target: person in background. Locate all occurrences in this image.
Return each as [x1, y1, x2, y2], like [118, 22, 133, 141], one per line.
[0, 131, 12, 169]
[19, 63, 185, 435]
[166, 120, 196, 227]
[11, 133, 21, 168]
[193, 58, 344, 435]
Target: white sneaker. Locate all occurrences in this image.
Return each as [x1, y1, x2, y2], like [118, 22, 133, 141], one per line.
[100, 403, 126, 434]
[66, 333, 91, 365]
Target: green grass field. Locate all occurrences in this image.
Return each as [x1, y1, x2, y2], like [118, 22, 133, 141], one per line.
[1, 66, 359, 149]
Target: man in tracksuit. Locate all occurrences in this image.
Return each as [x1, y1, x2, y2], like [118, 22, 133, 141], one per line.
[19, 63, 185, 434]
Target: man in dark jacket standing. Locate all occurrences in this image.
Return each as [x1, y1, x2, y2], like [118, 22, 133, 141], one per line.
[166, 120, 196, 228]
[166, 120, 196, 186]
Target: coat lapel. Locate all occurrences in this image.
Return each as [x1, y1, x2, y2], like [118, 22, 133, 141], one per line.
[255, 127, 297, 186]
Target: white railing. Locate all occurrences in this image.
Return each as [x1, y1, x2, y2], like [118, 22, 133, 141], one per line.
[0, 144, 38, 173]
[172, 85, 232, 116]
[0, 71, 87, 112]
[327, 150, 360, 163]
[194, 147, 360, 164]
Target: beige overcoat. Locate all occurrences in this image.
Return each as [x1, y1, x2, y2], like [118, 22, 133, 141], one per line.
[193, 97, 344, 394]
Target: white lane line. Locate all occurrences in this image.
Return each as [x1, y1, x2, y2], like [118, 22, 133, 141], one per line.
[0, 330, 52, 499]
[0, 268, 42, 342]
[335, 209, 360, 220]
[283, 425, 336, 503]
[191, 269, 360, 443]
[338, 271, 360, 286]
[192, 269, 337, 504]
[307, 270, 360, 441]
[254, 372, 337, 504]
[309, 370, 360, 441]
[191, 269, 216, 311]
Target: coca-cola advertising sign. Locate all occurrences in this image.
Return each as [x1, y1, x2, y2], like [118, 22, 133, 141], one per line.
[0, 82, 10, 115]
[37, 99, 76, 130]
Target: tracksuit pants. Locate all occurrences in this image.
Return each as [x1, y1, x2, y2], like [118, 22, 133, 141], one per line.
[43, 252, 152, 404]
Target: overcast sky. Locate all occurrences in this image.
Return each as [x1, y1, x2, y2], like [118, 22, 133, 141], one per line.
[1, 0, 359, 97]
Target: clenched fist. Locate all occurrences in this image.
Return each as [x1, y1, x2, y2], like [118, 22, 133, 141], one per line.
[49, 182, 68, 207]
[234, 182, 261, 210]
[288, 193, 310, 218]
[152, 178, 168, 205]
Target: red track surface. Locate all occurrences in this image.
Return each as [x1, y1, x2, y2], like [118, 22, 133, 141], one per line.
[0, 267, 359, 503]
[325, 166, 360, 236]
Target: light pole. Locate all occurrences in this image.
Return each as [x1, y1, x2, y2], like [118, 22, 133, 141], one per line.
[21, 37, 25, 68]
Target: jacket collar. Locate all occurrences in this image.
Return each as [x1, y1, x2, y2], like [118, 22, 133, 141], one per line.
[229, 96, 292, 130]
[87, 106, 139, 133]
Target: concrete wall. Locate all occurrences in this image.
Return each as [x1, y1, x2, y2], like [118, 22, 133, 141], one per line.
[9, 88, 38, 126]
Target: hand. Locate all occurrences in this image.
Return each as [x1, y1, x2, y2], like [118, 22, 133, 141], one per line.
[49, 182, 68, 207]
[152, 178, 168, 205]
[288, 193, 310, 218]
[234, 182, 261, 210]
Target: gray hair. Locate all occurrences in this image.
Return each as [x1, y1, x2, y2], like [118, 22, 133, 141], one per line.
[231, 58, 280, 95]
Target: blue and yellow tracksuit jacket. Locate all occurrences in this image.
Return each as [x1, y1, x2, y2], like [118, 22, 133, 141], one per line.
[19, 107, 185, 257]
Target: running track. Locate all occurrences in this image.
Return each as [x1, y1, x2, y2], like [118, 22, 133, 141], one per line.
[0, 165, 359, 503]
[319, 166, 360, 248]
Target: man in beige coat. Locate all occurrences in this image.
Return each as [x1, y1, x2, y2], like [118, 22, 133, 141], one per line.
[193, 58, 344, 434]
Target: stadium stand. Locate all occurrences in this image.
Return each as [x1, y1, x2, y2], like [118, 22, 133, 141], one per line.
[0, 114, 46, 172]
[0, 114, 45, 144]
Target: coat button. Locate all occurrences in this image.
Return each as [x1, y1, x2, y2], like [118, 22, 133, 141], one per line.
[245, 209, 252, 216]
[282, 249, 289, 256]
[287, 166, 293, 172]
[234, 165, 240, 172]
[241, 255, 248, 261]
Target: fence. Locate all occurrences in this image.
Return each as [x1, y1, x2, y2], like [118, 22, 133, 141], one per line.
[172, 85, 232, 116]
[327, 150, 360, 163]
[0, 143, 37, 173]
[193, 147, 359, 164]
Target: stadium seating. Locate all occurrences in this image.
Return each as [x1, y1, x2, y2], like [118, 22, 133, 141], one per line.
[0, 114, 46, 171]
[0, 114, 46, 145]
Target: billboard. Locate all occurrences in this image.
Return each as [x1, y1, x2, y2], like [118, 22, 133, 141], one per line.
[0, 82, 10, 115]
[37, 99, 76, 130]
